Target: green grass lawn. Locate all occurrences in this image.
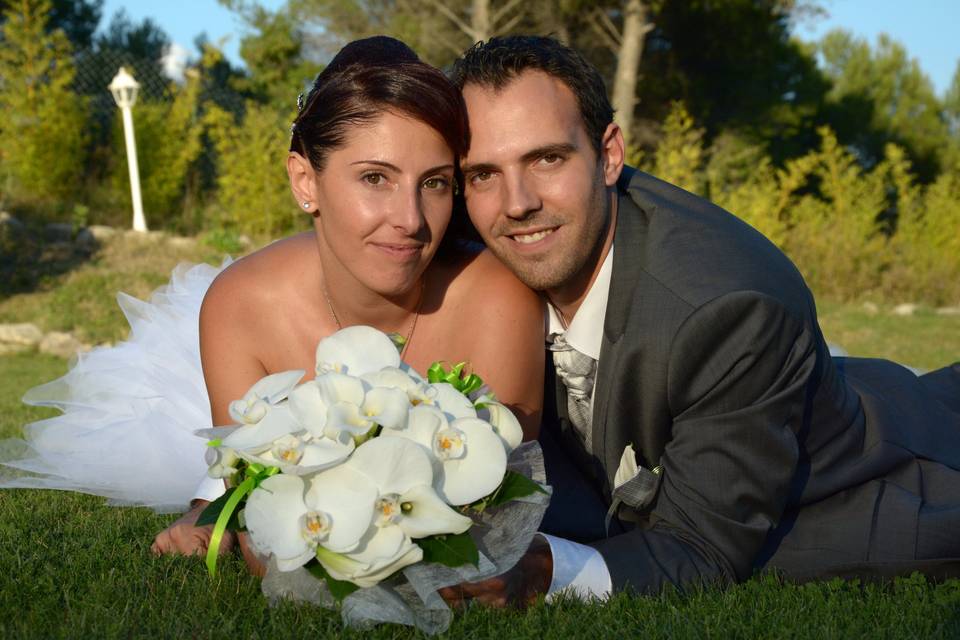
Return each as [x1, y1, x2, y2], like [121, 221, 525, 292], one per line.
[1, 237, 959, 637]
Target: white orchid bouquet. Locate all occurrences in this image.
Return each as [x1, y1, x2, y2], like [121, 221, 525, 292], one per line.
[196, 326, 546, 608]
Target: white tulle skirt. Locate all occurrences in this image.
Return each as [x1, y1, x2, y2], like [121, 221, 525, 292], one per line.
[0, 261, 229, 513]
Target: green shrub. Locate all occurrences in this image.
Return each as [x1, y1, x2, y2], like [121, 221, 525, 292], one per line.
[206, 101, 300, 238]
[0, 0, 88, 211]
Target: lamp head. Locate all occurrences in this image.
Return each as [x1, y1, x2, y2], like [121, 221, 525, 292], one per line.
[109, 66, 140, 108]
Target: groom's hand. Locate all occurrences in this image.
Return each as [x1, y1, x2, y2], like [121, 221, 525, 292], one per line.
[150, 499, 236, 556]
[438, 537, 552, 608]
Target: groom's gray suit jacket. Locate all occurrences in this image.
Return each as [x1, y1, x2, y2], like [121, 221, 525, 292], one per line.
[541, 168, 960, 593]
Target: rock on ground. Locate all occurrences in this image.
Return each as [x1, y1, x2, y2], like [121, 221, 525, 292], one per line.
[39, 331, 87, 359]
[0, 323, 43, 346]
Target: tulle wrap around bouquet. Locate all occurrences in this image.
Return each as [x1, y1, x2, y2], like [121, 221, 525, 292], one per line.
[197, 326, 550, 633]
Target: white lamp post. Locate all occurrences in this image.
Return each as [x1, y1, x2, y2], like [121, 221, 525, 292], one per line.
[109, 66, 148, 232]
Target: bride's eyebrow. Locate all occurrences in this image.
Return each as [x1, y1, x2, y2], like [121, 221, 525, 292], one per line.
[349, 161, 454, 175]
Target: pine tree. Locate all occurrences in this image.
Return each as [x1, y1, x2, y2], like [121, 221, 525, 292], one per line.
[0, 0, 88, 209]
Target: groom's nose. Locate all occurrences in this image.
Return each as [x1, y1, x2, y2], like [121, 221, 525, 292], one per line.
[503, 172, 541, 220]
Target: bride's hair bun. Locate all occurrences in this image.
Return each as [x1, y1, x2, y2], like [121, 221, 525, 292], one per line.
[324, 36, 420, 74]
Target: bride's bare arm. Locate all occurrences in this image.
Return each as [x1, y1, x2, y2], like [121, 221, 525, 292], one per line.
[152, 263, 271, 557]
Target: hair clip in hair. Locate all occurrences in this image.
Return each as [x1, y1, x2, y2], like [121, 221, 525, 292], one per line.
[297, 92, 305, 112]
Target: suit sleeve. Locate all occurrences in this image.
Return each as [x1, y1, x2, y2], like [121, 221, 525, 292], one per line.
[590, 291, 819, 592]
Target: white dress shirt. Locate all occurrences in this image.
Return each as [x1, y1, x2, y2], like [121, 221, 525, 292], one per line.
[541, 246, 614, 600]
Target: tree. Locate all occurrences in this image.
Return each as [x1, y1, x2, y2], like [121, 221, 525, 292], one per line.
[0, 0, 88, 209]
[817, 29, 947, 181]
[583, 0, 654, 149]
[0, 0, 102, 49]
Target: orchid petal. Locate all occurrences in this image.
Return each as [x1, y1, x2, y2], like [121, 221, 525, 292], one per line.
[478, 400, 524, 452]
[362, 386, 410, 430]
[222, 404, 301, 452]
[243, 474, 314, 571]
[428, 383, 477, 420]
[381, 404, 444, 451]
[436, 417, 507, 505]
[397, 484, 473, 538]
[315, 326, 401, 376]
[325, 401, 375, 443]
[249, 369, 306, 404]
[306, 464, 377, 552]
[315, 371, 367, 406]
[288, 382, 329, 437]
[348, 436, 434, 496]
[361, 367, 421, 394]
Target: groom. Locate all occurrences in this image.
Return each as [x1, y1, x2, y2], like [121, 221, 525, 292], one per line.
[442, 36, 960, 606]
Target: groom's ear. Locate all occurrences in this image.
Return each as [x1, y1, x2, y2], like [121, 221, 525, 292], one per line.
[287, 152, 317, 212]
[600, 123, 625, 187]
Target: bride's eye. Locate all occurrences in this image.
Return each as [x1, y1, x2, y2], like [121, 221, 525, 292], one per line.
[362, 172, 386, 186]
[421, 176, 451, 191]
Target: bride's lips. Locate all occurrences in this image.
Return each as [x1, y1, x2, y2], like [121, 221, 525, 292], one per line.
[370, 241, 424, 260]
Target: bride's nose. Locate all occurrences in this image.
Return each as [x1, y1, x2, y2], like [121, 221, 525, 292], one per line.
[388, 184, 426, 235]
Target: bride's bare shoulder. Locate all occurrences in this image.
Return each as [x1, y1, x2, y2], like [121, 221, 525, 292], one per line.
[438, 248, 542, 322]
[201, 232, 317, 324]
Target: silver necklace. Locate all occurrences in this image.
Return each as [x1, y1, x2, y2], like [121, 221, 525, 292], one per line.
[322, 278, 425, 359]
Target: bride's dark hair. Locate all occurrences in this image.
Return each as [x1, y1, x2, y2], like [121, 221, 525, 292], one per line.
[290, 36, 468, 170]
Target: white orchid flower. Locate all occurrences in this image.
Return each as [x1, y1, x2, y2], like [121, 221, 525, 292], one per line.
[228, 370, 305, 424]
[315, 326, 401, 376]
[237, 432, 354, 476]
[315, 525, 423, 588]
[288, 372, 366, 438]
[325, 402, 377, 444]
[243, 474, 315, 571]
[434, 417, 507, 506]
[222, 404, 302, 453]
[382, 408, 508, 506]
[204, 444, 240, 479]
[476, 399, 524, 453]
[349, 436, 472, 538]
[361, 366, 422, 394]
[360, 386, 410, 431]
[304, 463, 378, 553]
[379, 404, 445, 449]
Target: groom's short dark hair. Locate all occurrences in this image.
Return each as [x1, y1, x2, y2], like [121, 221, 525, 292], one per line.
[450, 35, 614, 153]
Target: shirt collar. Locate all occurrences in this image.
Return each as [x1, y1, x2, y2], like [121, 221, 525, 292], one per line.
[545, 244, 613, 361]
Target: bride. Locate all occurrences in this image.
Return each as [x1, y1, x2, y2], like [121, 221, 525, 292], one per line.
[2, 37, 545, 561]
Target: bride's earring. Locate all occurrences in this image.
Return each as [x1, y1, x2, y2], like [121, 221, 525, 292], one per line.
[302, 202, 310, 210]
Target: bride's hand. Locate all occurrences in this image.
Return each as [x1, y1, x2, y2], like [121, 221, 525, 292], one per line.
[150, 500, 236, 556]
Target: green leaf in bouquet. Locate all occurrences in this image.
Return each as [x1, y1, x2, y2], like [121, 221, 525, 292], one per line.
[306, 560, 361, 601]
[426, 361, 486, 395]
[195, 487, 242, 529]
[417, 531, 480, 568]
[484, 471, 548, 510]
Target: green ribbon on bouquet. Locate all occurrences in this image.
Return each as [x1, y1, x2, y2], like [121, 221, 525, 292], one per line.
[426, 361, 485, 396]
[205, 463, 279, 578]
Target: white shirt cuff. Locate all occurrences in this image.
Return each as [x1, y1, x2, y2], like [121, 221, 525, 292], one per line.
[192, 474, 226, 503]
[538, 533, 612, 601]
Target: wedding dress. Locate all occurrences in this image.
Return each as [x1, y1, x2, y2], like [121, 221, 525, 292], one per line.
[0, 260, 229, 513]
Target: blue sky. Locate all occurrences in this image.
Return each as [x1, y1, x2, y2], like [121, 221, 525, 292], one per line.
[101, 0, 960, 96]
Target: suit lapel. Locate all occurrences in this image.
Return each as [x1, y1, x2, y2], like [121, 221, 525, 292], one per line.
[591, 188, 649, 493]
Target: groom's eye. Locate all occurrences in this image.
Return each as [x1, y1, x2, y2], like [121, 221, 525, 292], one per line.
[540, 153, 562, 165]
[470, 171, 492, 184]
